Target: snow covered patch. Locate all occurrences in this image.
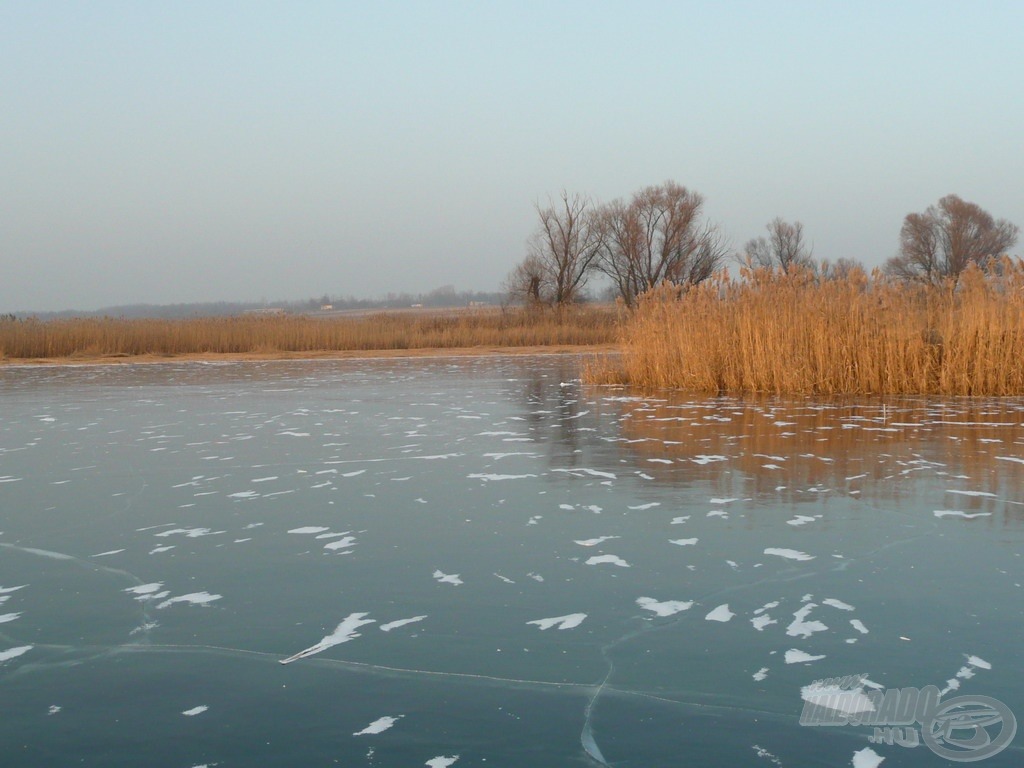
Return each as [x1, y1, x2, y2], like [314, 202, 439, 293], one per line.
[705, 604, 735, 622]
[281, 612, 376, 663]
[752, 668, 769, 681]
[636, 597, 693, 617]
[585, 554, 630, 567]
[764, 548, 815, 561]
[0, 646, 32, 663]
[288, 526, 331, 534]
[785, 649, 826, 664]
[934, 510, 991, 519]
[851, 747, 885, 767]
[822, 598, 855, 611]
[574, 536, 620, 547]
[433, 570, 463, 585]
[527, 613, 587, 630]
[801, 683, 875, 717]
[353, 715, 402, 735]
[786, 604, 828, 639]
[425, 757, 459, 767]
[380, 616, 427, 632]
[155, 592, 221, 609]
[182, 706, 208, 716]
[669, 537, 699, 547]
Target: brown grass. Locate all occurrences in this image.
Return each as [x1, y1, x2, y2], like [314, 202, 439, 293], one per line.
[0, 306, 619, 361]
[586, 259, 1024, 395]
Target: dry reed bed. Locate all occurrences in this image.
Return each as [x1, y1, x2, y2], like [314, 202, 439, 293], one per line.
[0, 307, 618, 360]
[588, 259, 1024, 396]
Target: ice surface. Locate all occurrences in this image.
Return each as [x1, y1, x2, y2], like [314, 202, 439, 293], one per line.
[636, 597, 693, 617]
[705, 604, 734, 622]
[784, 649, 826, 664]
[527, 613, 587, 630]
[280, 613, 377, 664]
[585, 555, 630, 567]
[353, 715, 401, 735]
[379, 616, 427, 632]
[851, 747, 885, 767]
[764, 548, 816, 561]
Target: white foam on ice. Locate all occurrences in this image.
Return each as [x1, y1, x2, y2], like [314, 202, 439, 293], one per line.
[636, 597, 693, 617]
[353, 715, 401, 735]
[785, 649, 826, 664]
[280, 612, 377, 664]
[156, 592, 222, 609]
[764, 548, 816, 561]
[433, 570, 463, 585]
[585, 555, 630, 567]
[705, 604, 735, 622]
[527, 613, 587, 630]
[379, 616, 427, 632]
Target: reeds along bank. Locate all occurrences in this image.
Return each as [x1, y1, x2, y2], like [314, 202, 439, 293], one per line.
[0, 306, 618, 359]
[587, 258, 1024, 396]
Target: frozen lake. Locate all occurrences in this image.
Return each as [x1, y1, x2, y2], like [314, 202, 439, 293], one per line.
[1, 356, 1022, 767]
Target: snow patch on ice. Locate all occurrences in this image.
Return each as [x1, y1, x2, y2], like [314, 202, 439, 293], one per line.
[527, 613, 587, 630]
[705, 604, 735, 622]
[636, 597, 693, 617]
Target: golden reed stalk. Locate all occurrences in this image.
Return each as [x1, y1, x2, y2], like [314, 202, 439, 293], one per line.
[586, 258, 1024, 396]
[0, 306, 618, 360]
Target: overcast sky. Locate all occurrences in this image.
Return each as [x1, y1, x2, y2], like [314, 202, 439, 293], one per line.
[3, 1, 1022, 311]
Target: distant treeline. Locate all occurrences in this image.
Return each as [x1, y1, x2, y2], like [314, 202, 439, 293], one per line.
[11, 285, 507, 321]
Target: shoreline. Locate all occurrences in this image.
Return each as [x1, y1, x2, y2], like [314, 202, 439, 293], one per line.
[0, 343, 620, 368]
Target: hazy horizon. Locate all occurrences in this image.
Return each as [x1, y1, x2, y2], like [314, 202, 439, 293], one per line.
[3, 2, 1023, 313]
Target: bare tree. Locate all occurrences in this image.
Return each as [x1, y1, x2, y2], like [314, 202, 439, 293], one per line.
[884, 194, 1018, 284]
[740, 218, 813, 271]
[526, 191, 604, 306]
[818, 257, 865, 281]
[504, 253, 546, 306]
[595, 181, 728, 307]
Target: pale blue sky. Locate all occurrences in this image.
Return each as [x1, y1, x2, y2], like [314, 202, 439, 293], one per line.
[2, 1, 1022, 311]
